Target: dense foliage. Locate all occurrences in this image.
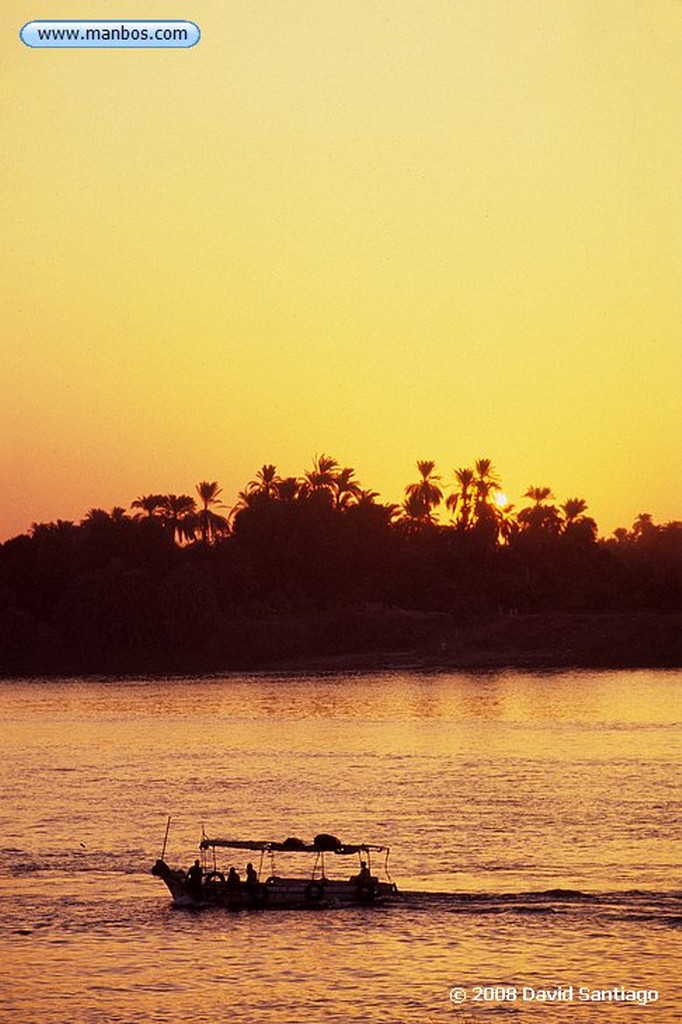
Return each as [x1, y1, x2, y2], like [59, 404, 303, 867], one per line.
[0, 457, 679, 673]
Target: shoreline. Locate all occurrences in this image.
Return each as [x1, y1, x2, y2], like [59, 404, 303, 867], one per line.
[3, 611, 679, 678]
[251, 610, 681, 675]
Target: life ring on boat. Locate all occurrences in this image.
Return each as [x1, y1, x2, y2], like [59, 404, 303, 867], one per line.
[304, 880, 325, 902]
[355, 881, 377, 904]
[205, 871, 225, 884]
[249, 883, 269, 906]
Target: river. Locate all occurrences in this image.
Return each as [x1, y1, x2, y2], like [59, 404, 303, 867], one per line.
[0, 670, 679, 1022]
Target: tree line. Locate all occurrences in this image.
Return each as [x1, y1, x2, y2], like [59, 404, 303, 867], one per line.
[0, 455, 679, 673]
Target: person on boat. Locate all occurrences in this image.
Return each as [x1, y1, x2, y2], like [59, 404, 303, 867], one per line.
[226, 866, 241, 889]
[186, 859, 203, 898]
[358, 861, 371, 882]
[245, 862, 258, 886]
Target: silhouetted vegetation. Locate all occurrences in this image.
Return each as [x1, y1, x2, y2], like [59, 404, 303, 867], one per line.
[0, 457, 679, 674]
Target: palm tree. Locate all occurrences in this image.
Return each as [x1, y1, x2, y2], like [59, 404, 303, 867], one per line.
[524, 486, 554, 506]
[355, 488, 381, 508]
[233, 465, 281, 517]
[400, 491, 431, 530]
[274, 476, 301, 503]
[82, 508, 108, 526]
[493, 499, 518, 545]
[632, 512, 657, 542]
[251, 464, 280, 498]
[560, 497, 597, 544]
[334, 466, 363, 509]
[473, 458, 501, 516]
[446, 467, 475, 529]
[233, 487, 256, 515]
[30, 518, 75, 537]
[405, 460, 442, 523]
[302, 454, 339, 499]
[561, 497, 588, 523]
[195, 481, 228, 545]
[131, 494, 165, 519]
[160, 494, 197, 545]
[518, 486, 561, 537]
[82, 507, 128, 526]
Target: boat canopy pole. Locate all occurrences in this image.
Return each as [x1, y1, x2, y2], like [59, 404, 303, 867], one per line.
[161, 816, 172, 861]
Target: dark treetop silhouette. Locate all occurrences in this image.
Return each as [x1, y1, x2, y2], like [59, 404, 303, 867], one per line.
[0, 456, 679, 674]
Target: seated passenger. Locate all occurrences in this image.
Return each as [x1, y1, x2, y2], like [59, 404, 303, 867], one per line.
[245, 862, 258, 886]
[352, 860, 372, 884]
[226, 866, 241, 889]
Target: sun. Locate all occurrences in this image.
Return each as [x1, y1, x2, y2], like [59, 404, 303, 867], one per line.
[494, 491, 509, 508]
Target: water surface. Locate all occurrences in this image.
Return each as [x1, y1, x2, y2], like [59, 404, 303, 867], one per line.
[1, 670, 680, 1022]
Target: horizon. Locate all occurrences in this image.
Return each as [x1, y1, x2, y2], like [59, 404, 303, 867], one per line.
[3, 1, 680, 543]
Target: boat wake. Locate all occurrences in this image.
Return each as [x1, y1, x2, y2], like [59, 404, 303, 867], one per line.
[2, 845, 679, 927]
[396, 888, 682, 926]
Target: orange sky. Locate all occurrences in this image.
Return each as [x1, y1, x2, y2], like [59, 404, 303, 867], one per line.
[2, 1, 680, 540]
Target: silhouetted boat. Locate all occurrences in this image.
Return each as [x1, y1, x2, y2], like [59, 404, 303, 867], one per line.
[152, 829, 398, 909]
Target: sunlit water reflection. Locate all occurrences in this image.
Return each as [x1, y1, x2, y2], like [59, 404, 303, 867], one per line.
[0, 670, 680, 1022]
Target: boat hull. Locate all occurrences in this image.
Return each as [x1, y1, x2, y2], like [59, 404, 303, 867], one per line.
[152, 860, 398, 909]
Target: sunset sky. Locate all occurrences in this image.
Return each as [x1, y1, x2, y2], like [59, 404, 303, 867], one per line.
[2, 0, 680, 541]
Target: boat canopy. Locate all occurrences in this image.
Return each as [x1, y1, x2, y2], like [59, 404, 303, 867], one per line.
[199, 837, 388, 855]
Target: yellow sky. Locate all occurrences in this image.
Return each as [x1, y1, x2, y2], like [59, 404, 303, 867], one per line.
[2, 1, 680, 539]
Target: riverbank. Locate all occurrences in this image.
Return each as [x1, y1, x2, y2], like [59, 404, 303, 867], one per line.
[226, 610, 681, 674]
[3, 610, 679, 677]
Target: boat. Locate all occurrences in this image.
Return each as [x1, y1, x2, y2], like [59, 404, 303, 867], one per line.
[151, 827, 399, 909]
